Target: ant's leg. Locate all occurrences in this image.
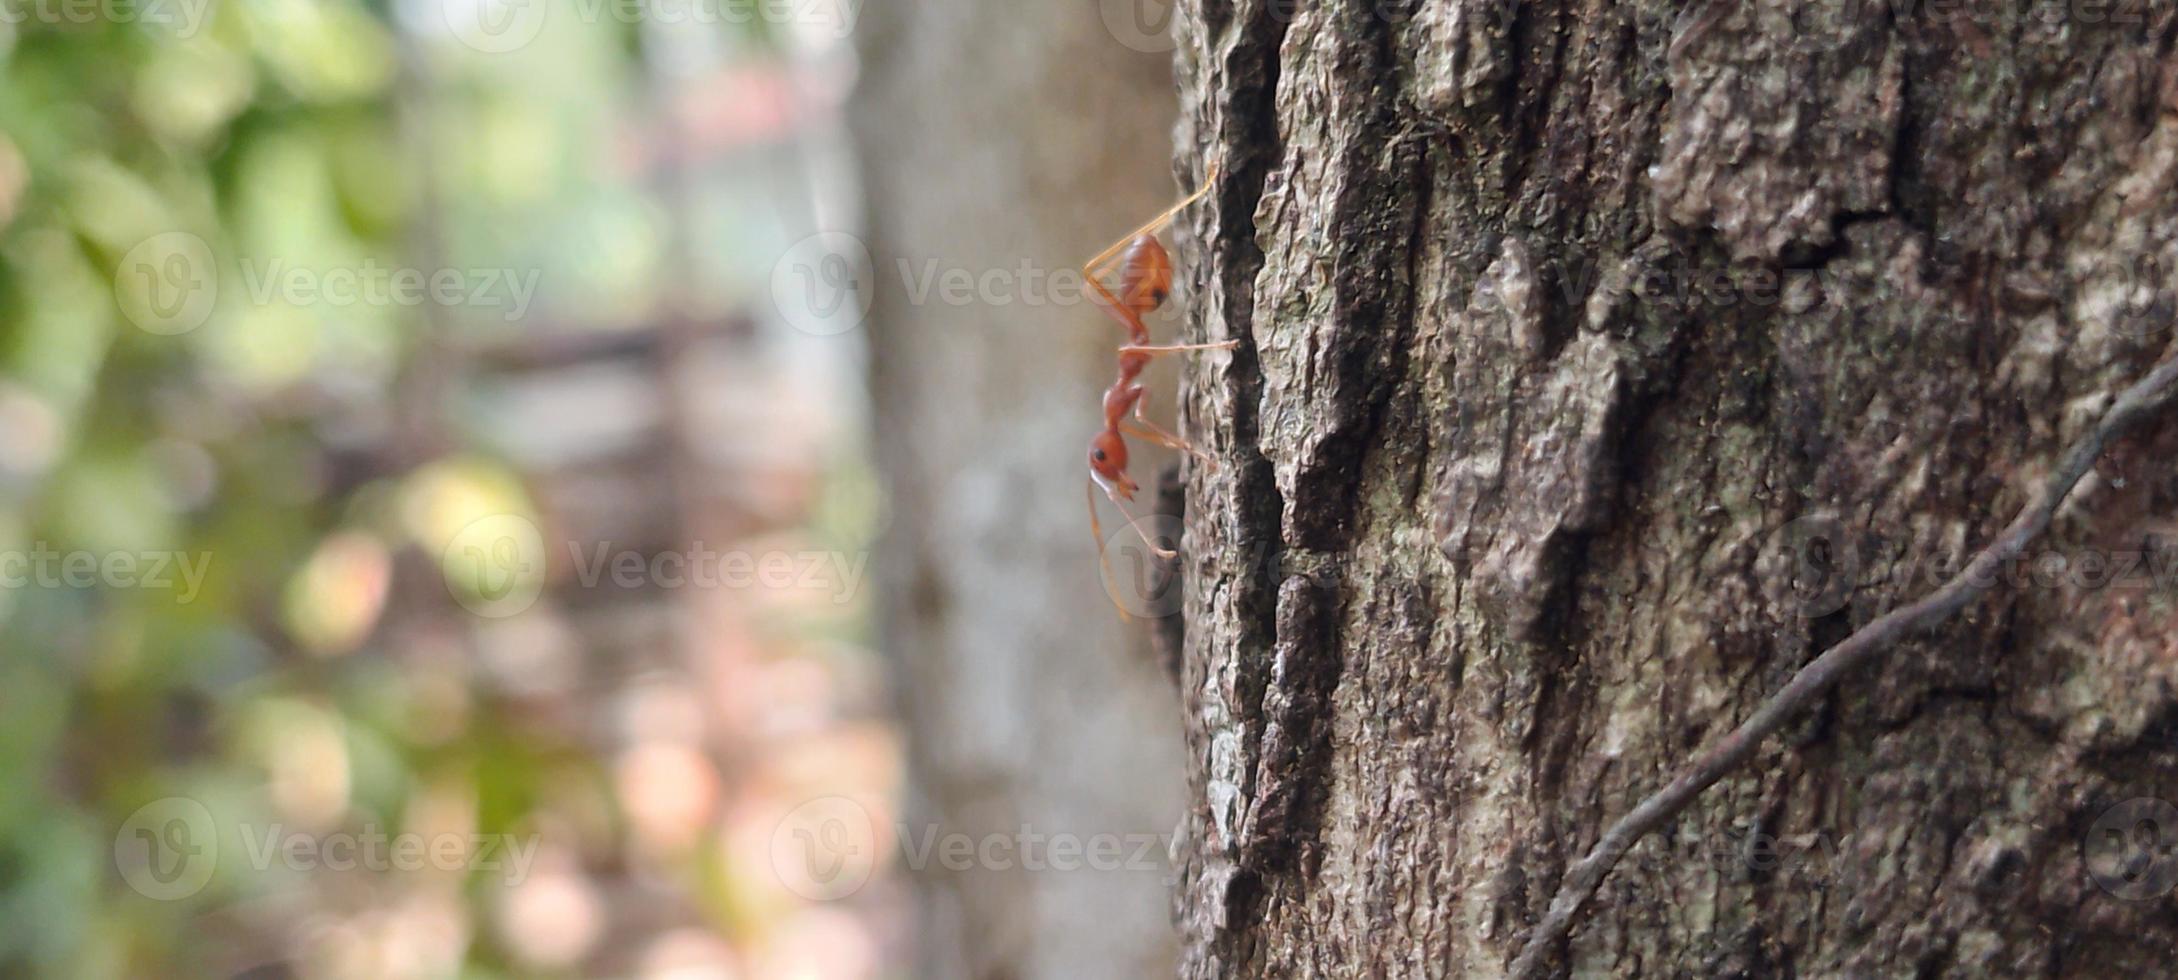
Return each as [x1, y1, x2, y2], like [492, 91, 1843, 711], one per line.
[1082, 168, 1222, 339]
[1122, 390, 1215, 465]
[1081, 165, 1221, 284]
[1122, 421, 1213, 464]
[1085, 276, 1151, 338]
[1119, 339, 1241, 356]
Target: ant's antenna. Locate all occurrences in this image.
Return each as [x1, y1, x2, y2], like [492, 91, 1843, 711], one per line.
[1111, 492, 1176, 562]
[1088, 480, 1133, 622]
[1088, 480, 1179, 621]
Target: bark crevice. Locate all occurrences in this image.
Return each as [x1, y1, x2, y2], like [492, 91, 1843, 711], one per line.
[1172, 2, 2178, 976]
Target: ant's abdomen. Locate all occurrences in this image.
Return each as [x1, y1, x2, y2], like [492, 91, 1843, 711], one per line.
[1119, 235, 1173, 314]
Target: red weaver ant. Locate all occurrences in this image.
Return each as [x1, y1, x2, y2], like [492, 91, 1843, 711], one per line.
[1083, 167, 1232, 604]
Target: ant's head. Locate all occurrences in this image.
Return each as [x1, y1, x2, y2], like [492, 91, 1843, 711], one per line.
[1088, 431, 1136, 501]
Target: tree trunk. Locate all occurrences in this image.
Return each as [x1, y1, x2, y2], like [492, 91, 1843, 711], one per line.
[851, 4, 1190, 977]
[1167, 1, 2178, 975]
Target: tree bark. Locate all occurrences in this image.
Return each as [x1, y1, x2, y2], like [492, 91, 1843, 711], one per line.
[1166, 1, 2178, 975]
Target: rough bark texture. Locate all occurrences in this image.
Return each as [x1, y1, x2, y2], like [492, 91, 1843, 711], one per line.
[852, 3, 1189, 977]
[1166, 1, 2178, 975]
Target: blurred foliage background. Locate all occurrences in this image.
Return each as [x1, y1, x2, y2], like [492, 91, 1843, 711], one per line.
[0, 1, 893, 977]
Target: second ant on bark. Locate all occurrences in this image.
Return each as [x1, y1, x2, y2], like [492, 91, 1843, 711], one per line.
[1083, 167, 1231, 607]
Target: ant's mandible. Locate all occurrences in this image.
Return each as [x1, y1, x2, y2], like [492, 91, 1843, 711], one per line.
[1083, 166, 1232, 597]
